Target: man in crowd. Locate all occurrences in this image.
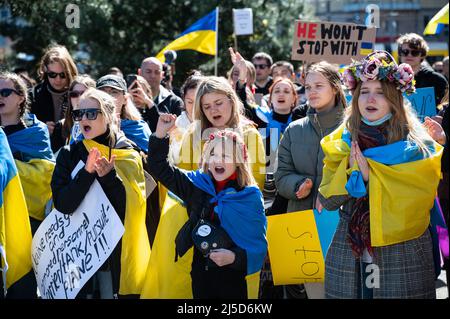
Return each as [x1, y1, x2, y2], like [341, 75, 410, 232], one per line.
[252, 52, 273, 96]
[397, 33, 448, 104]
[137, 57, 183, 131]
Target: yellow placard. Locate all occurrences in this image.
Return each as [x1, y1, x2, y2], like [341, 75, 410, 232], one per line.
[267, 210, 324, 285]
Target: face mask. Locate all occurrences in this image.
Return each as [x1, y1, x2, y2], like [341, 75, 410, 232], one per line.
[361, 113, 392, 126]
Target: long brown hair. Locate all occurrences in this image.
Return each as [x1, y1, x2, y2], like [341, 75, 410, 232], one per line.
[345, 80, 433, 155]
[305, 61, 348, 109]
[0, 72, 29, 125]
[38, 45, 78, 87]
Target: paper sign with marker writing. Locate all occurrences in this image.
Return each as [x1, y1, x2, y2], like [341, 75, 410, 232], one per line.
[291, 20, 376, 64]
[267, 209, 339, 285]
[32, 161, 125, 299]
[405, 87, 436, 121]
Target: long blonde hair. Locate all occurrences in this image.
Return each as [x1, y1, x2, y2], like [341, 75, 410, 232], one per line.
[79, 88, 120, 146]
[200, 130, 256, 187]
[345, 80, 434, 156]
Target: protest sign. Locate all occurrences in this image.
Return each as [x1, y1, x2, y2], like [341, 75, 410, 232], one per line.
[267, 209, 339, 285]
[233, 8, 253, 35]
[405, 87, 437, 121]
[291, 20, 377, 64]
[32, 161, 125, 299]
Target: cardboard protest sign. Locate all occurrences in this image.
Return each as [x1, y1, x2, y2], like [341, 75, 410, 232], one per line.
[405, 87, 437, 121]
[291, 20, 377, 64]
[267, 209, 339, 285]
[32, 161, 125, 299]
[233, 8, 253, 35]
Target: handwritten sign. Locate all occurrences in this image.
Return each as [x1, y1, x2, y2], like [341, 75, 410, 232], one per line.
[267, 209, 339, 285]
[405, 87, 436, 121]
[233, 8, 253, 35]
[32, 163, 125, 299]
[291, 20, 377, 64]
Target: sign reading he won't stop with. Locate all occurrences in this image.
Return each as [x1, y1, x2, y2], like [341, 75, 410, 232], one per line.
[32, 161, 125, 299]
[291, 20, 377, 65]
[267, 209, 339, 285]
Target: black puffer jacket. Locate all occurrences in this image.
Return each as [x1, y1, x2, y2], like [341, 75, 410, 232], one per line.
[51, 131, 130, 297]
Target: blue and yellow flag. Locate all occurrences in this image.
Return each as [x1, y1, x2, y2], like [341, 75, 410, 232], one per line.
[83, 140, 151, 296]
[0, 128, 32, 291]
[424, 3, 449, 35]
[7, 114, 55, 221]
[156, 8, 218, 62]
[319, 124, 443, 247]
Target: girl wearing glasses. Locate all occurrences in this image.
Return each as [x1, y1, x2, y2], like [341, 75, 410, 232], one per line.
[51, 88, 151, 298]
[397, 33, 448, 105]
[141, 76, 265, 298]
[0, 72, 55, 298]
[30, 45, 78, 153]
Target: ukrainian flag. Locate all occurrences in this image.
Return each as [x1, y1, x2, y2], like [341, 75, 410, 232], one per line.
[7, 114, 55, 221]
[359, 42, 373, 56]
[424, 4, 449, 35]
[156, 8, 218, 62]
[0, 128, 32, 291]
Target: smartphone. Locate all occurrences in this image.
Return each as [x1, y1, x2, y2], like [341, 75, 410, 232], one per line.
[125, 74, 138, 90]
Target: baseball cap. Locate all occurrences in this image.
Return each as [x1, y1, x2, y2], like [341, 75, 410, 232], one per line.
[96, 74, 127, 92]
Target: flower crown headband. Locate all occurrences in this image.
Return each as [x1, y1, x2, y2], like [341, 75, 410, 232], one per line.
[342, 50, 416, 95]
[208, 130, 248, 161]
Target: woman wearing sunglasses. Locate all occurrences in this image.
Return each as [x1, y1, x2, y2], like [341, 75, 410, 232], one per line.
[397, 33, 448, 105]
[0, 72, 55, 298]
[30, 44, 78, 153]
[51, 88, 150, 298]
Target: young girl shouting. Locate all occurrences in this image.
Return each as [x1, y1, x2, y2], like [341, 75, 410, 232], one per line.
[146, 113, 267, 299]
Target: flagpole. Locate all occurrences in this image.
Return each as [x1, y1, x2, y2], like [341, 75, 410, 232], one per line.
[214, 7, 219, 76]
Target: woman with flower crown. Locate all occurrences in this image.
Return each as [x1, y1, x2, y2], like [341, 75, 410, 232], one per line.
[318, 51, 443, 299]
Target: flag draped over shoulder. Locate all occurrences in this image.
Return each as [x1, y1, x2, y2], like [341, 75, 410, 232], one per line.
[156, 8, 217, 62]
[83, 140, 151, 296]
[7, 114, 55, 221]
[0, 128, 32, 291]
[424, 3, 449, 35]
[319, 124, 443, 247]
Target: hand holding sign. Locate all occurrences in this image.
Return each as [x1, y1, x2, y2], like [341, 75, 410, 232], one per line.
[424, 116, 446, 145]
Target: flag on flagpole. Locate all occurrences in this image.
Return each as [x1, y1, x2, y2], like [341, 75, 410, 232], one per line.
[156, 8, 218, 62]
[424, 3, 449, 35]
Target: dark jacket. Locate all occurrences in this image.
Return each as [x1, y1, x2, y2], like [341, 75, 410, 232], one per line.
[415, 64, 448, 106]
[141, 85, 183, 132]
[51, 131, 130, 297]
[146, 134, 248, 298]
[29, 80, 68, 152]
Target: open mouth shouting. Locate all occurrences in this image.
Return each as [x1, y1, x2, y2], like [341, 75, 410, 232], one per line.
[82, 124, 92, 133]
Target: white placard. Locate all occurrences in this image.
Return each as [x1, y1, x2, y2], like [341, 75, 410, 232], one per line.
[32, 161, 125, 299]
[233, 8, 253, 35]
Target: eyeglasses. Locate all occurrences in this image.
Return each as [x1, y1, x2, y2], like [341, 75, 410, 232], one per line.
[254, 64, 270, 70]
[399, 48, 422, 57]
[0, 88, 21, 98]
[47, 71, 66, 79]
[72, 108, 102, 121]
[69, 90, 85, 98]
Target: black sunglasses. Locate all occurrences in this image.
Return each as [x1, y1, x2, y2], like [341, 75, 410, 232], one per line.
[0, 88, 21, 97]
[399, 48, 422, 57]
[47, 71, 66, 79]
[254, 64, 269, 70]
[72, 108, 102, 121]
[69, 90, 85, 98]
